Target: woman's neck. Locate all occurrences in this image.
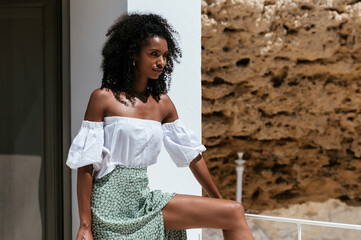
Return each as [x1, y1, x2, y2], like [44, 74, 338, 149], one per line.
[134, 84, 147, 93]
[132, 78, 150, 103]
[134, 74, 148, 93]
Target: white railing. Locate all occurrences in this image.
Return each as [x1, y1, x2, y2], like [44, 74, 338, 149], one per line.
[236, 151, 361, 239]
[245, 213, 361, 240]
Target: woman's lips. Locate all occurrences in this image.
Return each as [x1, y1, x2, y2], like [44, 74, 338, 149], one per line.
[153, 69, 163, 74]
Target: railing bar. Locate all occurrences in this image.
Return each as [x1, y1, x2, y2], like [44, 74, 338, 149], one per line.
[298, 224, 302, 240]
[245, 214, 361, 230]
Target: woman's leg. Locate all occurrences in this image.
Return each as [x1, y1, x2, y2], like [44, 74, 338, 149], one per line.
[162, 194, 254, 240]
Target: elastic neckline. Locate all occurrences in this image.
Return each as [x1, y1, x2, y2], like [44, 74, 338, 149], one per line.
[161, 119, 180, 127]
[82, 120, 103, 128]
[104, 116, 162, 124]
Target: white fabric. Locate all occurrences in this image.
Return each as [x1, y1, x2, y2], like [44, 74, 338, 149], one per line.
[66, 116, 206, 179]
[162, 120, 206, 167]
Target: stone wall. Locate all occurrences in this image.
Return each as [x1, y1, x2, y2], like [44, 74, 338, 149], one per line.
[201, 0, 361, 210]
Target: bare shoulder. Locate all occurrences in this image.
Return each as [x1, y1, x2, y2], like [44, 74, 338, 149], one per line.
[159, 93, 179, 123]
[92, 87, 113, 97]
[159, 93, 172, 105]
[84, 88, 113, 122]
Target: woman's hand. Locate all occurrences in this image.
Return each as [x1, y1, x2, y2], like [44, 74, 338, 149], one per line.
[76, 225, 93, 240]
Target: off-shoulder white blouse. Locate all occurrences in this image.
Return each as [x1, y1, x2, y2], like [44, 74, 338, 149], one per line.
[66, 116, 206, 179]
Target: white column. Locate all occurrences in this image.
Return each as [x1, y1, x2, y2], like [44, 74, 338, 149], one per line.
[127, 1, 202, 239]
[70, 1, 202, 239]
[70, 1, 127, 239]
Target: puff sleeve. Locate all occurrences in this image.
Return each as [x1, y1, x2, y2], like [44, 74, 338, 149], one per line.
[66, 120, 105, 170]
[162, 119, 206, 167]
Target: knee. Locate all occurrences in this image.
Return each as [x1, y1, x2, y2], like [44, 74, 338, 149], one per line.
[224, 201, 246, 228]
[230, 201, 245, 218]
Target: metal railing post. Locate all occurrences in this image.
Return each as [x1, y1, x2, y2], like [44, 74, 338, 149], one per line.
[235, 152, 246, 203]
[298, 223, 302, 240]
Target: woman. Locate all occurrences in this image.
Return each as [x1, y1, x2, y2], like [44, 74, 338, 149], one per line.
[67, 13, 254, 240]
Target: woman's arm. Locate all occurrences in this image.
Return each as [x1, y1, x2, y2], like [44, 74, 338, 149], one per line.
[76, 89, 109, 239]
[161, 94, 222, 199]
[189, 155, 223, 199]
[77, 165, 94, 230]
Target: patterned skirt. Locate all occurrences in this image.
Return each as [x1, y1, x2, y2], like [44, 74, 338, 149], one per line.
[91, 165, 187, 239]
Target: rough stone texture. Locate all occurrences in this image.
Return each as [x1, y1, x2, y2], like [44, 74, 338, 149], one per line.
[203, 199, 361, 239]
[201, 0, 361, 210]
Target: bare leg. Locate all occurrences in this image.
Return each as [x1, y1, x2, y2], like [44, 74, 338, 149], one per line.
[162, 194, 254, 240]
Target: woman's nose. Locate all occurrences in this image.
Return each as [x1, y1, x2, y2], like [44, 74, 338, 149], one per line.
[157, 56, 166, 67]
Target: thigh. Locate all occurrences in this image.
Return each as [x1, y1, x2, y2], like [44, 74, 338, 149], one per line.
[161, 194, 244, 230]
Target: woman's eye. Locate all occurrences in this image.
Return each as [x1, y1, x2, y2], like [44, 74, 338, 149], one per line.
[151, 52, 158, 57]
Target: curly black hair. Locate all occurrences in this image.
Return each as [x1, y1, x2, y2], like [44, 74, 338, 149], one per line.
[100, 13, 182, 105]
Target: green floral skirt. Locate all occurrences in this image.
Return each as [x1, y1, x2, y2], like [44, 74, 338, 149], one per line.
[91, 165, 187, 239]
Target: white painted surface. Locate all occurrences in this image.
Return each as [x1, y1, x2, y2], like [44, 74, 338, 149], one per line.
[70, 0, 201, 239]
[126, 1, 202, 239]
[70, 1, 127, 239]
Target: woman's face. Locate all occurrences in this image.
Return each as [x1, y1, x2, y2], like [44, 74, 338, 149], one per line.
[134, 36, 168, 80]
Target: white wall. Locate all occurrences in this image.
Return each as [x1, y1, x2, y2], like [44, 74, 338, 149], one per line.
[70, 0, 202, 239]
[70, 1, 127, 238]
[126, 1, 202, 239]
